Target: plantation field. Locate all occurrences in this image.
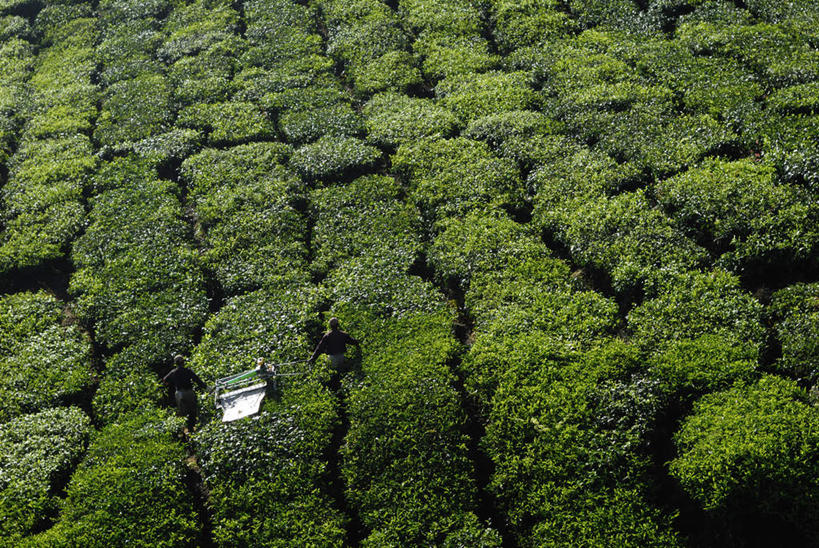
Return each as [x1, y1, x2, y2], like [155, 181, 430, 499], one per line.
[1, 0, 818, 546]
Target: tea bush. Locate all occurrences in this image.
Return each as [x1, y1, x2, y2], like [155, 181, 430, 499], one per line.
[547, 190, 707, 294]
[488, 0, 576, 53]
[463, 258, 620, 405]
[363, 92, 458, 148]
[325, 255, 445, 319]
[92, 346, 166, 426]
[177, 101, 275, 146]
[70, 160, 208, 364]
[319, 0, 419, 96]
[436, 70, 538, 125]
[392, 137, 524, 225]
[289, 135, 381, 182]
[428, 209, 551, 288]
[0, 8, 97, 274]
[670, 376, 819, 545]
[676, 21, 819, 87]
[157, 0, 239, 64]
[31, 410, 200, 547]
[194, 379, 345, 546]
[278, 103, 363, 144]
[310, 174, 422, 275]
[647, 334, 758, 407]
[463, 110, 560, 150]
[0, 292, 94, 422]
[333, 303, 496, 544]
[657, 158, 819, 269]
[399, 0, 497, 81]
[628, 269, 765, 353]
[190, 286, 322, 383]
[0, 407, 91, 544]
[182, 143, 308, 294]
[94, 74, 173, 151]
[482, 341, 678, 545]
[768, 283, 819, 385]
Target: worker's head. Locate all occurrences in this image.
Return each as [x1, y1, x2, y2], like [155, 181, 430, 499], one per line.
[174, 354, 186, 367]
[329, 317, 339, 330]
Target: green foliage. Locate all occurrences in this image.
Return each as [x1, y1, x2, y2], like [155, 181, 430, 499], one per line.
[0, 16, 31, 41]
[349, 51, 423, 96]
[628, 269, 765, 353]
[0, 292, 94, 422]
[769, 283, 819, 384]
[482, 341, 678, 545]
[647, 334, 758, 405]
[325, 256, 446, 319]
[31, 410, 200, 547]
[670, 376, 819, 542]
[92, 347, 165, 426]
[158, 0, 240, 64]
[333, 304, 493, 544]
[546, 190, 707, 294]
[0, 135, 94, 273]
[178, 101, 275, 145]
[657, 158, 819, 269]
[392, 137, 524, 225]
[182, 144, 308, 294]
[95, 75, 172, 150]
[289, 135, 381, 182]
[414, 34, 499, 81]
[677, 20, 819, 87]
[194, 380, 344, 547]
[463, 258, 620, 405]
[363, 92, 458, 148]
[529, 138, 641, 221]
[428, 209, 551, 288]
[767, 82, 819, 115]
[70, 160, 207, 363]
[489, 0, 576, 53]
[310, 174, 421, 275]
[464, 110, 561, 150]
[436, 70, 538, 125]
[0, 407, 91, 544]
[278, 103, 363, 144]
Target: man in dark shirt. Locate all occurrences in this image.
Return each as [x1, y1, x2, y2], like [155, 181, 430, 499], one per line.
[163, 355, 207, 431]
[308, 317, 360, 370]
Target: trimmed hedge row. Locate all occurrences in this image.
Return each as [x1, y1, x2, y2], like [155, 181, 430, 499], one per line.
[657, 158, 819, 270]
[328, 301, 499, 545]
[0, 37, 32, 171]
[0, 11, 97, 274]
[310, 174, 421, 277]
[670, 376, 819, 545]
[189, 285, 344, 546]
[27, 410, 200, 547]
[69, 157, 208, 365]
[0, 291, 94, 423]
[398, 0, 497, 81]
[181, 143, 310, 295]
[769, 282, 819, 385]
[318, 0, 422, 97]
[0, 407, 91, 545]
[424, 208, 678, 544]
[392, 137, 525, 228]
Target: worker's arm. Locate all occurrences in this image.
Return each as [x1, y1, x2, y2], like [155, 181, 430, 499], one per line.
[190, 370, 207, 390]
[347, 333, 360, 347]
[308, 334, 327, 362]
[162, 369, 174, 386]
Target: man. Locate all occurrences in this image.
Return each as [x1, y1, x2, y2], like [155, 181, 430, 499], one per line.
[308, 317, 360, 370]
[163, 355, 207, 431]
